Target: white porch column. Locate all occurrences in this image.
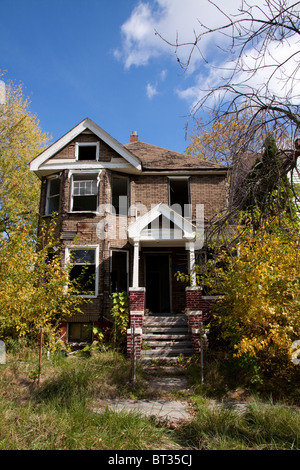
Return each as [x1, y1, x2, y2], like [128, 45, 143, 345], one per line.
[188, 241, 197, 287]
[132, 240, 140, 288]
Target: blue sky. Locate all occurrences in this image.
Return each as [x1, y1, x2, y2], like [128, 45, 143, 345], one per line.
[0, 0, 202, 153]
[1, 0, 295, 155]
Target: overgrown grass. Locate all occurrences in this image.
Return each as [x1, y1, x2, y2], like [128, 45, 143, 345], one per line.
[178, 397, 300, 450]
[0, 347, 299, 450]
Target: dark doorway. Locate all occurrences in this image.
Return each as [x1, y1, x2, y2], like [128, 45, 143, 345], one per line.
[145, 254, 171, 313]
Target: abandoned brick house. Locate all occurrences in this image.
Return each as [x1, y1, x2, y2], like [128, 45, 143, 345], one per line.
[30, 118, 228, 360]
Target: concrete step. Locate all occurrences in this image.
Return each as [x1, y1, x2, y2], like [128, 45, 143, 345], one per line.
[144, 315, 187, 325]
[141, 313, 193, 360]
[145, 341, 192, 348]
[141, 348, 193, 357]
[140, 356, 184, 364]
[143, 328, 189, 335]
[143, 333, 190, 340]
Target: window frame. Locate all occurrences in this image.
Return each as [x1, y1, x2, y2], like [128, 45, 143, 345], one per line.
[65, 245, 99, 298]
[75, 141, 100, 161]
[69, 170, 101, 214]
[45, 175, 60, 215]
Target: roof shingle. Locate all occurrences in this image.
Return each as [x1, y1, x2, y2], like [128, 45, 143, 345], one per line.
[124, 141, 226, 171]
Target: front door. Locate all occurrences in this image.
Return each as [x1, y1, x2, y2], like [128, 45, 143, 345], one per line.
[145, 254, 171, 313]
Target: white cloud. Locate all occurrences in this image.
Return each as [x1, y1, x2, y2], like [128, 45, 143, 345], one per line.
[146, 83, 159, 99]
[160, 69, 167, 81]
[115, 0, 268, 70]
[116, 0, 300, 107]
[176, 29, 300, 109]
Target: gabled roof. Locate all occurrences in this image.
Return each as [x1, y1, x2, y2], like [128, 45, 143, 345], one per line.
[124, 140, 227, 171]
[128, 203, 196, 246]
[30, 118, 142, 174]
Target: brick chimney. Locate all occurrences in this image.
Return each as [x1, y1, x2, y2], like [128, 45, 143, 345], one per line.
[130, 131, 139, 143]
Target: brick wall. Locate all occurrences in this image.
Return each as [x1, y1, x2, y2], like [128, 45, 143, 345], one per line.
[38, 129, 227, 341]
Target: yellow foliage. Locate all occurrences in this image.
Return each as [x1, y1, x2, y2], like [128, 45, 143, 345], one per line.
[212, 218, 300, 378]
[0, 222, 85, 346]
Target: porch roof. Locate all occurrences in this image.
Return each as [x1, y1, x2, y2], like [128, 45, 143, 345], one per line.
[128, 203, 196, 246]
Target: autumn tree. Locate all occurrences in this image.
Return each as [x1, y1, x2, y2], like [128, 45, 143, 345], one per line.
[0, 73, 48, 237]
[186, 110, 269, 166]
[209, 217, 300, 383]
[0, 221, 86, 348]
[0, 74, 86, 347]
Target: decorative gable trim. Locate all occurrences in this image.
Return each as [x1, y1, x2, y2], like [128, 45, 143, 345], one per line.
[128, 203, 196, 244]
[30, 118, 142, 173]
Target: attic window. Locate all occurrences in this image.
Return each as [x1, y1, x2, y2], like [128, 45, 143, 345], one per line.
[75, 142, 99, 161]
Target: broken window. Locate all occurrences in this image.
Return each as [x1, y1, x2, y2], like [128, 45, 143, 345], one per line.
[68, 322, 93, 343]
[75, 142, 99, 161]
[71, 173, 98, 212]
[168, 177, 190, 217]
[111, 174, 129, 215]
[45, 176, 60, 215]
[66, 246, 98, 296]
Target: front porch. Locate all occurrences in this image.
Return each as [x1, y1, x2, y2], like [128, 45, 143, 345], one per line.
[126, 203, 213, 361]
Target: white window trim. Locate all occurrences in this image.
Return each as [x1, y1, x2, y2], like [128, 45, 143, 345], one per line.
[45, 175, 60, 215]
[65, 245, 99, 298]
[69, 170, 102, 213]
[75, 141, 100, 161]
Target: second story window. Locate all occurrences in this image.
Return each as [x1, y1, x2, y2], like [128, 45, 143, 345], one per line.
[71, 173, 99, 212]
[75, 142, 100, 161]
[45, 176, 60, 215]
[168, 177, 191, 218]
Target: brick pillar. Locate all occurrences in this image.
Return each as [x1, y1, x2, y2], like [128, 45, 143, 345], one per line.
[186, 286, 204, 354]
[127, 327, 143, 360]
[129, 287, 145, 313]
[127, 287, 145, 360]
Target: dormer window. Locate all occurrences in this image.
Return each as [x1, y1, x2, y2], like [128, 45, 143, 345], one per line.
[75, 142, 100, 161]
